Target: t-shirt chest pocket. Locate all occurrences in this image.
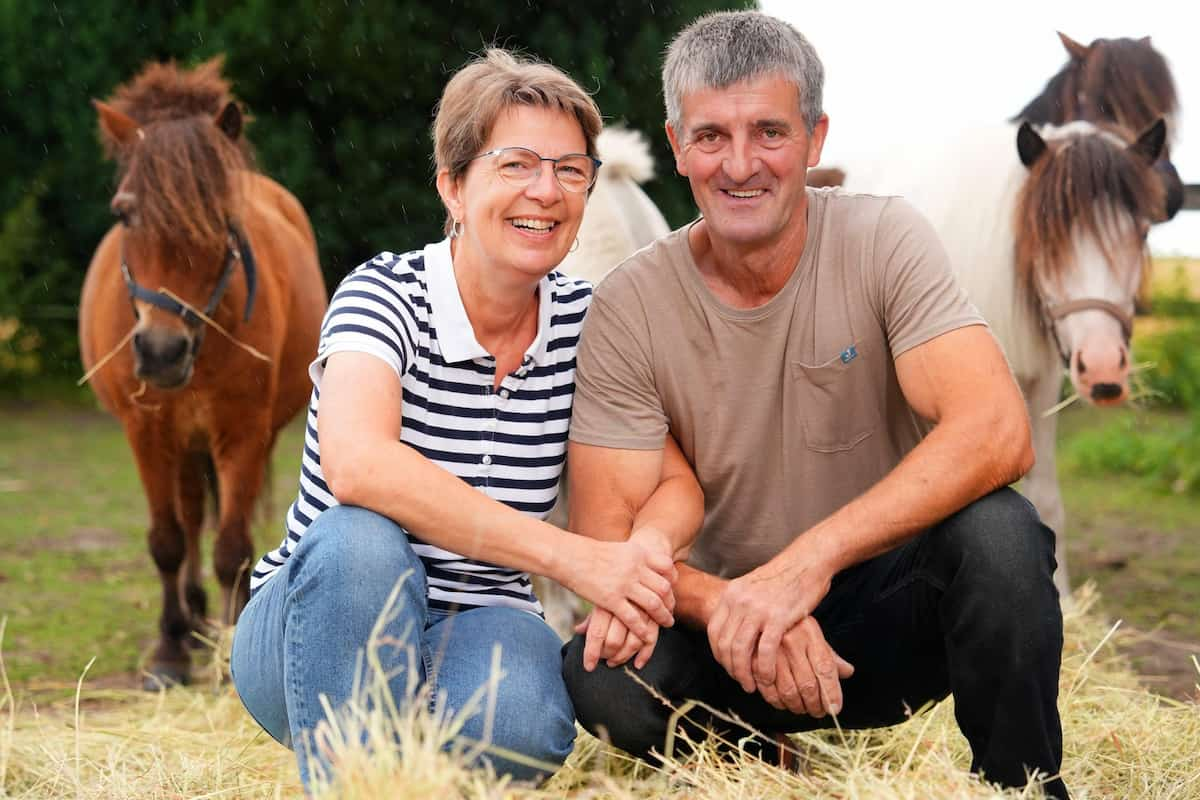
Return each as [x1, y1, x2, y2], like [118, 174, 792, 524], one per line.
[791, 341, 879, 453]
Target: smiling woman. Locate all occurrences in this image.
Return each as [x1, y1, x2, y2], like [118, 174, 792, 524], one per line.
[228, 48, 700, 792]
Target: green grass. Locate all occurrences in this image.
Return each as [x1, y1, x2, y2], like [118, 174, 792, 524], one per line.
[0, 397, 304, 691]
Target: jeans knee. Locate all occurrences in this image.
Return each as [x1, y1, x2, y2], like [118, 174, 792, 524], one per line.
[292, 505, 427, 615]
[937, 489, 1056, 587]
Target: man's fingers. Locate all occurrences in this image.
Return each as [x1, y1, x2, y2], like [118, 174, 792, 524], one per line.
[729, 619, 759, 693]
[582, 610, 612, 672]
[810, 643, 843, 716]
[601, 617, 629, 661]
[633, 626, 659, 670]
[759, 680, 785, 711]
[836, 653, 855, 678]
[752, 622, 786, 688]
[775, 653, 805, 715]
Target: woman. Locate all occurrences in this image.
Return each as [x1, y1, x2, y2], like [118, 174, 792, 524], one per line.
[230, 49, 701, 789]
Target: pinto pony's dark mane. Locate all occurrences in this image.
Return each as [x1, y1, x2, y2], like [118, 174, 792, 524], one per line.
[1013, 124, 1160, 303]
[1015, 36, 1177, 140]
[100, 57, 253, 252]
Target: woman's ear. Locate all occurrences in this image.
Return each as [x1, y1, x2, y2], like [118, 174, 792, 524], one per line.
[436, 169, 464, 223]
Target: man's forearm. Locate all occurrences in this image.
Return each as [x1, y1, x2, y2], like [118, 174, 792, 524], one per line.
[629, 471, 704, 559]
[673, 563, 725, 629]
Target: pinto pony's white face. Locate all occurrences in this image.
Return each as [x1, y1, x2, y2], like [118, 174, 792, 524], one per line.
[1014, 119, 1165, 406]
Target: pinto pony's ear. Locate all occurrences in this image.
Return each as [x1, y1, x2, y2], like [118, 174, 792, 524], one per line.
[1130, 118, 1167, 165]
[1057, 31, 1091, 61]
[215, 101, 243, 141]
[93, 99, 141, 151]
[1017, 122, 1048, 167]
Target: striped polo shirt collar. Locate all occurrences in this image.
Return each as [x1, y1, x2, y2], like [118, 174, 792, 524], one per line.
[422, 238, 554, 368]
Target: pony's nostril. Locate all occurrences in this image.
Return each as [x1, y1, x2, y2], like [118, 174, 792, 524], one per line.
[1077, 354, 1088, 375]
[163, 335, 189, 364]
[1091, 383, 1123, 401]
[1119, 349, 1127, 370]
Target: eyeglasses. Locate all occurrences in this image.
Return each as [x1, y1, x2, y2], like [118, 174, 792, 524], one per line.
[468, 147, 602, 193]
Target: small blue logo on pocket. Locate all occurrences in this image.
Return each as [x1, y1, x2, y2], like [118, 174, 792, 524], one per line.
[840, 345, 858, 364]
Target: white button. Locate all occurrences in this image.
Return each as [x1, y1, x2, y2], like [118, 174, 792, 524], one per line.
[481, 454, 492, 466]
[499, 389, 510, 400]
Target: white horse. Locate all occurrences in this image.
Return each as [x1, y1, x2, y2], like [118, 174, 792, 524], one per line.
[841, 118, 1166, 599]
[537, 126, 672, 638]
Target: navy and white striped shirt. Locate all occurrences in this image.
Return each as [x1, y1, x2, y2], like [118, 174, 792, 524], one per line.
[249, 238, 592, 615]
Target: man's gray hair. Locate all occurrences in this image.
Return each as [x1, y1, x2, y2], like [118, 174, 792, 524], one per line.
[663, 10, 824, 132]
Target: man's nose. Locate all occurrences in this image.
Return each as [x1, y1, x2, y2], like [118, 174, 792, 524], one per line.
[722, 141, 758, 183]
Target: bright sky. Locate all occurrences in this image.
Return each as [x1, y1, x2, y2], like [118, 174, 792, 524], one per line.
[760, 0, 1199, 256]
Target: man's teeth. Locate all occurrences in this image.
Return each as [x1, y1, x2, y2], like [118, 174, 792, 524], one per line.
[511, 218, 556, 230]
[727, 189, 764, 198]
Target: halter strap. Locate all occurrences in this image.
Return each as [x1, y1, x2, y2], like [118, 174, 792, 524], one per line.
[120, 222, 257, 327]
[1043, 298, 1134, 366]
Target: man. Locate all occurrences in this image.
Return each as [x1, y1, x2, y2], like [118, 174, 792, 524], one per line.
[561, 10, 1068, 800]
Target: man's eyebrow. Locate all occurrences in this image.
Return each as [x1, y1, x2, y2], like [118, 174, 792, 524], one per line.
[755, 118, 793, 129]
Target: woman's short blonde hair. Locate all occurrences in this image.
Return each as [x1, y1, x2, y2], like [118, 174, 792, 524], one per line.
[433, 49, 602, 232]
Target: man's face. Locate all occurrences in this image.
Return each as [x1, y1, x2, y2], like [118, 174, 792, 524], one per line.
[666, 73, 828, 249]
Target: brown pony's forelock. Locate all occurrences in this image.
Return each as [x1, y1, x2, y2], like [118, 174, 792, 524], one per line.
[1013, 125, 1161, 304]
[103, 57, 253, 252]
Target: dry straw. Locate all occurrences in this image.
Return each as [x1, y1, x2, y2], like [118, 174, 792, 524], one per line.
[2, 583, 1198, 799]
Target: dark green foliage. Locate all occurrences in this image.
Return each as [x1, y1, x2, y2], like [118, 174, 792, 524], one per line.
[0, 0, 751, 385]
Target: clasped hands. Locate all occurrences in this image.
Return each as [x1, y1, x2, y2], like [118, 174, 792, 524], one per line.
[579, 548, 854, 718]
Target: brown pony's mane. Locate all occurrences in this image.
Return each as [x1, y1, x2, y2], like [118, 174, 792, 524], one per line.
[1016, 37, 1178, 145]
[1014, 124, 1161, 300]
[101, 57, 253, 252]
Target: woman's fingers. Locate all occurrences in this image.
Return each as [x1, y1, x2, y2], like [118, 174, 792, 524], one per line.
[583, 608, 614, 672]
[627, 582, 674, 628]
[637, 567, 674, 606]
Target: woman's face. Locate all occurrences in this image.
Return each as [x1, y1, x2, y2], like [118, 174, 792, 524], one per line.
[441, 105, 589, 283]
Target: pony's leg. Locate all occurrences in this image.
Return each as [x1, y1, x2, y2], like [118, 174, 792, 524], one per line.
[1021, 373, 1072, 605]
[211, 432, 270, 625]
[177, 450, 211, 649]
[127, 429, 193, 688]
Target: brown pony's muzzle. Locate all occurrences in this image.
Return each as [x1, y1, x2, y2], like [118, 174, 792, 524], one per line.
[132, 326, 195, 388]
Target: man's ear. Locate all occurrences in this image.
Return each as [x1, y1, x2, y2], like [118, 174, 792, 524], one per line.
[665, 121, 687, 176]
[806, 114, 830, 168]
[436, 169, 464, 223]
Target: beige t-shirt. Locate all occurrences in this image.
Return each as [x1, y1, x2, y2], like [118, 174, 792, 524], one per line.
[569, 188, 986, 578]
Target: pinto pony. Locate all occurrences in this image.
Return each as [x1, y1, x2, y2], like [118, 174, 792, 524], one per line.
[79, 58, 327, 687]
[842, 118, 1166, 597]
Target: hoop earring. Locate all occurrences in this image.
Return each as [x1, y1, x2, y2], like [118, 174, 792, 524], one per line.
[569, 237, 580, 253]
[450, 220, 465, 239]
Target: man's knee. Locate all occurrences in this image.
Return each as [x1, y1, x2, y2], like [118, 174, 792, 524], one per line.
[935, 488, 1057, 590]
[562, 629, 698, 760]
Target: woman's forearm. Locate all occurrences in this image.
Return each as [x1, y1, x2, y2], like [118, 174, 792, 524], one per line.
[328, 437, 578, 582]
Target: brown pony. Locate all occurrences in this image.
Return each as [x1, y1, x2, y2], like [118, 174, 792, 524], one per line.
[1015, 32, 1183, 220]
[78, 57, 327, 688]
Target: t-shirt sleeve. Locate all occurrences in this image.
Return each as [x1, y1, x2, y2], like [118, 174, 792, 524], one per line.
[308, 257, 419, 388]
[870, 197, 986, 359]
[568, 288, 668, 450]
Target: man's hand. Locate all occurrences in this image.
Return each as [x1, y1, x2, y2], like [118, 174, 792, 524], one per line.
[576, 608, 659, 671]
[756, 616, 854, 716]
[706, 547, 836, 693]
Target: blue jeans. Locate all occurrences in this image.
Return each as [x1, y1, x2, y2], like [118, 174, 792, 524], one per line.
[231, 505, 575, 789]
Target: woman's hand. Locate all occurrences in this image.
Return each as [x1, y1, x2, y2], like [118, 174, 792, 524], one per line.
[559, 534, 676, 647]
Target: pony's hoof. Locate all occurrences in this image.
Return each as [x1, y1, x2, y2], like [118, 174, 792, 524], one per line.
[143, 663, 191, 691]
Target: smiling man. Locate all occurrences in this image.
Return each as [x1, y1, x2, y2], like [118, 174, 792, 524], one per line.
[561, 10, 1069, 800]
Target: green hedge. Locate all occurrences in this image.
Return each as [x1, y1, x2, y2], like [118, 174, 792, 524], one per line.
[0, 0, 750, 385]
